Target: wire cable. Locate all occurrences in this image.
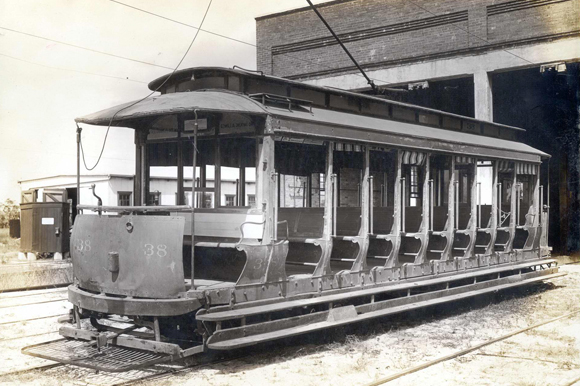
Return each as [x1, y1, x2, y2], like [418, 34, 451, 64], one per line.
[79, 0, 213, 171]
[108, 0, 537, 87]
[0, 25, 174, 70]
[106, 0, 399, 88]
[0, 52, 147, 83]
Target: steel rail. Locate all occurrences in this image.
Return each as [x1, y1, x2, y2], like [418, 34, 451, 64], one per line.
[0, 287, 67, 299]
[366, 308, 580, 386]
[0, 313, 68, 326]
[0, 363, 64, 378]
[0, 298, 67, 309]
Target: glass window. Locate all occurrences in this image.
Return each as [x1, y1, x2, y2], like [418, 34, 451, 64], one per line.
[118, 192, 131, 206]
[311, 173, 325, 207]
[225, 194, 236, 207]
[148, 191, 161, 206]
[247, 194, 256, 207]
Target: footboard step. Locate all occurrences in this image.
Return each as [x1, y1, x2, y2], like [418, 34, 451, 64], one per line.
[22, 338, 173, 372]
[206, 271, 565, 350]
[197, 258, 557, 323]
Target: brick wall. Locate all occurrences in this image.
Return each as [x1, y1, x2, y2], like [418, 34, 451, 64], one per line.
[256, 0, 580, 79]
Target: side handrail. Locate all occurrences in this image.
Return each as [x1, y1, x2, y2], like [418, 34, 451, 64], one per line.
[429, 179, 433, 232]
[401, 177, 406, 232]
[455, 180, 459, 229]
[369, 176, 374, 235]
[332, 173, 337, 237]
[77, 205, 192, 213]
[477, 182, 482, 228]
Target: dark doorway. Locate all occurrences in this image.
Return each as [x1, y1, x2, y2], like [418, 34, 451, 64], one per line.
[66, 188, 78, 226]
[385, 76, 475, 118]
[492, 64, 580, 255]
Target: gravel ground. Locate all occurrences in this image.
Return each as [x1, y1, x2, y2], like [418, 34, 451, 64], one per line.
[0, 260, 578, 386]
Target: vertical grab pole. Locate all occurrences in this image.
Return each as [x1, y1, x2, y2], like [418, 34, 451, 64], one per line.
[517, 183, 521, 226]
[429, 179, 433, 231]
[477, 182, 482, 228]
[455, 180, 459, 229]
[369, 176, 374, 234]
[191, 110, 198, 288]
[498, 182, 502, 227]
[332, 174, 337, 236]
[76, 124, 81, 215]
[547, 159, 551, 243]
[274, 172, 279, 241]
[401, 177, 406, 233]
[540, 185, 544, 223]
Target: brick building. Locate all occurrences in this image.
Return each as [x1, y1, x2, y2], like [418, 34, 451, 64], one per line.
[256, 0, 580, 254]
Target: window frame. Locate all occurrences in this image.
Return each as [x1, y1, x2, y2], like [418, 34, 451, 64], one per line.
[117, 191, 132, 206]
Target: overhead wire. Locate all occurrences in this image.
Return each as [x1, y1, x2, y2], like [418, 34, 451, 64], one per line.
[0, 25, 174, 70]
[106, 0, 399, 88]
[79, 0, 213, 171]
[108, 0, 537, 88]
[0, 52, 147, 84]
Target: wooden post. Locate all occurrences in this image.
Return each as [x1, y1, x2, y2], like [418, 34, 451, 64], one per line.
[134, 130, 146, 206]
[361, 147, 370, 236]
[256, 120, 275, 244]
[323, 142, 334, 240]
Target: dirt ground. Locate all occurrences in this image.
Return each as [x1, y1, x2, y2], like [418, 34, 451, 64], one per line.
[0, 260, 579, 386]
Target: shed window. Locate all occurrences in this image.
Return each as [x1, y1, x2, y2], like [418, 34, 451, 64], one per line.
[148, 191, 161, 206]
[225, 194, 236, 207]
[118, 192, 132, 206]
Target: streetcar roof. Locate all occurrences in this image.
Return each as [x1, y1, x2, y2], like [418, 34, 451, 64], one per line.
[268, 105, 548, 162]
[75, 89, 267, 126]
[76, 89, 548, 162]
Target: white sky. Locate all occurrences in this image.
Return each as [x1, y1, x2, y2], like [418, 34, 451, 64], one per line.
[0, 0, 332, 202]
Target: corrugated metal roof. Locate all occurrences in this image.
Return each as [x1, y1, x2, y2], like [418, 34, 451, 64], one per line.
[75, 90, 267, 126]
[266, 105, 549, 160]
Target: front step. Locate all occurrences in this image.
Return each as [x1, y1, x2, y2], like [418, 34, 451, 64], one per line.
[197, 258, 556, 323]
[22, 338, 174, 372]
[206, 268, 563, 350]
[22, 326, 204, 372]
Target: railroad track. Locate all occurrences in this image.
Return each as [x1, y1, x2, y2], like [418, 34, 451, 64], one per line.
[5, 309, 578, 386]
[366, 309, 580, 386]
[0, 298, 68, 310]
[0, 287, 68, 299]
[0, 348, 251, 386]
[0, 313, 69, 326]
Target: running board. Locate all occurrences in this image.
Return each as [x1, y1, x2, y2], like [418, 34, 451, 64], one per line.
[197, 258, 557, 322]
[206, 268, 563, 350]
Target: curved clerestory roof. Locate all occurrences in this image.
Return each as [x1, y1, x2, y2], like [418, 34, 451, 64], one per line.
[75, 68, 549, 162]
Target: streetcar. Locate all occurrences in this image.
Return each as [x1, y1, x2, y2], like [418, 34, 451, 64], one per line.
[23, 67, 562, 372]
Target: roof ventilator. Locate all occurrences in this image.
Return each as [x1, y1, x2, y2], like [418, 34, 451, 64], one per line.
[249, 93, 313, 113]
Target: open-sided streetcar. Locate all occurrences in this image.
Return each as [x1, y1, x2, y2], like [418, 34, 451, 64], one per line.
[23, 67, 562, 372]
